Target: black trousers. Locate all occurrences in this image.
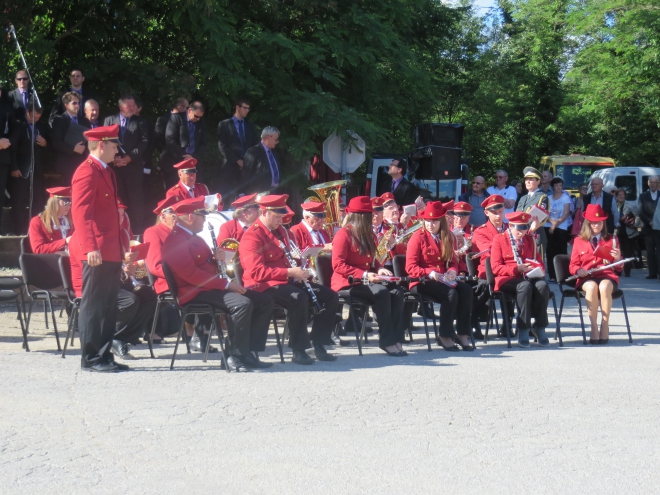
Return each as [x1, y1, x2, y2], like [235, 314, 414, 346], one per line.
[114, 165, 145, 234]
[187, 289, 274, 354]
[472, 279, 492, 324]
[414, 280, 473, 338]
[644, 231, 660, 278]
[8, 172, 45, 235]
[347, 283, 405, 348]
[618, 229, 636, 276]
[499, 278, 549, 331]
[545, 227, 568, 280]
[263, 282, 339, 351]
[0, 163, 8, 214]
[79, 261, 121, 366]
[115, 286, 157, 345]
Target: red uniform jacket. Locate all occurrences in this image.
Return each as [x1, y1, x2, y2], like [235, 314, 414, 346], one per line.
[406, 229, 459, 289]
[71, 157, 122, 262]
[218, 218, 248, 243]
[161, 225, 228, 304]
[490, 232, 542, 291]
[331, 226, 381, 291]
[569, 235, 621, 287]
[165, 181, 209, 201]
[28, 216, 74, 254]
[143, 222, 173, 294]
[471, 221, 502, 280]
[238, 218, 291, 292]
[290, 221, 330, 251]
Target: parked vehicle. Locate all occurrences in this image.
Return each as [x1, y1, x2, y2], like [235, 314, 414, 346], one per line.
[364, 153, 468, 202]
[590, 166, 660, 203]
[540, 155, 615, 195]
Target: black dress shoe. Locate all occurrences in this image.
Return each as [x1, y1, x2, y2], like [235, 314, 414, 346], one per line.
[646, 275, 658, 279]
[82, 362, 118, 373]
[318, 335, 341, 347]
[190, 334, 218, 353]
[112, 340, 136, 360]
[382, 347, 405, 357]
[599, 338, 609, 345]
[292, 350, 314, 365]
[589, 338, 599, 345]
[454, 338, 474, 351]
[313, 343, 337, 361]
[226, 355, 251, 372]
[437, 338, 460, 351]
[239, 353, 273, 369]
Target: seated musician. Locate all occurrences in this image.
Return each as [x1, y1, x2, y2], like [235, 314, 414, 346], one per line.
[452, 201, 473, 275]
[239, 194, 339, 365]
[165, 158, 210, 201]
[331, 196, 407, 357]
[217, 193, 259, 243]
[569, 204, 622, 345]
[471, 194, 507, 339]
[28, 187, 74, 254]
[381, 192, 412, 229]
[490, 212, 550, 348]
[372, 196, 396, 264]
[443, 200, 455, 226]
[290, 200, 333, 251]
[162, 196, 275, 370]
[405, 201, 474, 351]
[143, 196, 199, 346]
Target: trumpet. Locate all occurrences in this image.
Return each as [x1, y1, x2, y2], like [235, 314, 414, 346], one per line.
[468, 248, 491, 261]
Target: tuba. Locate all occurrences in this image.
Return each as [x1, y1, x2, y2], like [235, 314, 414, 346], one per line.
[218, 238, 240, 276]
[308, 180, 346, 240]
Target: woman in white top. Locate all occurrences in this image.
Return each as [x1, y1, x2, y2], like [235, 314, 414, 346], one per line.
[545, 177, 572, 281]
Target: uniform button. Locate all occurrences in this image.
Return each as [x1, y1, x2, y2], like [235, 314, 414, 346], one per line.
[105, 194, 108, 196]
[198, 255, 200, 258]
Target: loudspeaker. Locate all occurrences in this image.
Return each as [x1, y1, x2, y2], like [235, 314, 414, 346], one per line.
[414, 123, 464, 149]
[414, 146, 462, 180]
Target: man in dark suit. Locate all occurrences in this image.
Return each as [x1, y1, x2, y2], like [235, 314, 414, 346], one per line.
[8, 70, 32, 123]
[584, 176, 618, 234]
[8, 102, 51, 234]
[51, 92, 90, 185]
[241, 126, 283, 195]
[154, 97, 189, 158]
[159, 100, 205, 188]
[83, 99, 102, 129]
[49, 69, 98, 124]
[387, 158, 418, 206]
[0, 92, 21, 224]
[104, 95, 149, 234]
[216, 97, 259, 204]
[638, 176, 660, 279]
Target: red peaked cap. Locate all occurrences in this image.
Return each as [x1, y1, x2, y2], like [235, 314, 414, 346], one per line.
[83, 124, 120, 142]
[47, 187, 71, 198]
[442, 200, 455, 212]
[172, 196, 208, 215]
[257, 194, 289, 214]
[301, 201, 326, 213]
[281, 206, 295, 225]
[153, 195, 179, 214]
[506, 212, 531, 224]
[232, 193, 258, 210]
[173, 158, 198, 171]
[482, 195, 504, 209]
[380, 192, 396, 205]
[453, 201, 473, 213]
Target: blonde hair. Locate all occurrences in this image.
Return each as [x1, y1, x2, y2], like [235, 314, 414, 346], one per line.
[579, 218, 608, 241]
[38, 196, 72, 234]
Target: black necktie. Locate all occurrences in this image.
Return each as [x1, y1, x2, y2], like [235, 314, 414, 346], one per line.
[591, 237, 598, 250]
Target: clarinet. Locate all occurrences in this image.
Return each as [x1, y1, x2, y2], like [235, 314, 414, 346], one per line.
[565, 257, 635, 282]
[208, 224, 231, 280]
[507, 228, 528, 280]
[279, 240, 323, 312]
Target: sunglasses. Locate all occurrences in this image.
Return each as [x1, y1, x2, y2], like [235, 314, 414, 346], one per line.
[511, 224, 530, 230]
[16, 77, 29, 81]
[59, 199, 72, 205]
[454, 212, 470, 217]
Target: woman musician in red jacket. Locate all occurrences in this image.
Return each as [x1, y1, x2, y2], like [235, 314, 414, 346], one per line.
[331, 196, 406, 357]
[406, 201, 474, 351]
[569, 204, 622, 345]
[28, 187, 74, 254]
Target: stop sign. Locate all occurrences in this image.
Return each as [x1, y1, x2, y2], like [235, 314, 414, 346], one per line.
[322, 132, 366, 174]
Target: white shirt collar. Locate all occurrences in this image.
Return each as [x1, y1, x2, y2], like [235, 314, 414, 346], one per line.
[176, 223, 193, 235]
[181, 182, 195, 194]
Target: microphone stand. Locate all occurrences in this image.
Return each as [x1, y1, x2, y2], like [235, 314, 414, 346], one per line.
[9, 24, 42, 220]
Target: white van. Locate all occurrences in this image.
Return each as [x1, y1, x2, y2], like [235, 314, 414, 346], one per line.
[590, 167, 660, 203]
[364, 153, 468, 201]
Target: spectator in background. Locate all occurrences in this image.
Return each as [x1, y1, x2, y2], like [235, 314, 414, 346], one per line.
[458, 175, 489, 228]
[160, 100, 206, 188]
[511, 179, 524, 209]
[49, 69, 98, 124]
[487, 169, 517, 223]
[8, 102, 50, 234]
[241, 126, 284, 195]
[545, 177, 571, 282]
[387, 158, 418, 207]
[540, 170, 553, 195]
[84, 99, 101, 129]
[51, 92, 90, 185]
[217, 97, 259, 205]
[154, 97, 188, 159]
[8, 70, 32, 122]
[104, 95, 150, 234]
[615, 189, 640, 277]
[584, 176, 618, 234]
[638, 176, 660, 280]
[0, 85, 21, 230]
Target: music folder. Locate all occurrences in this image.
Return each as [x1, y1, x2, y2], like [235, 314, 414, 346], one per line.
[130, 242, 150, 260]
[301, 246, 323, 259]
[63, 122, 88, 147]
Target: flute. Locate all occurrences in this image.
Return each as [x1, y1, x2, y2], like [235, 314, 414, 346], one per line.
[565, 257, 636, 282]
[468, 248, 490, 261]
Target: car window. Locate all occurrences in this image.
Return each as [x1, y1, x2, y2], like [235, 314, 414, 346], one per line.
[411, 179, 455, 201]
[614, 176, 637, 200]
[375, 166, 391, 196]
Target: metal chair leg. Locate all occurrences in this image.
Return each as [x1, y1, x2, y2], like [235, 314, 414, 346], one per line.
[500, 296, 512, 349]
[620, 294, 633, 343]
[484, 298, 494, 343]
[576, 294, 587, 345]
[555, 294, 565, 339]
[25, 299, 33, 335]
[551, 296, 562, 347]
[47, 295, 61, 351]
[147, 299, 161, 359]
[44, 299, 49, 329]
[16, 298, 29, 352]
[170, 312, 186, 370]
[61, 309, 74, 358]
[212, 312, 230, 373]
[346, 297, 363, 356]
[272, 316, 284, 363]
[417, 296, 432, 352]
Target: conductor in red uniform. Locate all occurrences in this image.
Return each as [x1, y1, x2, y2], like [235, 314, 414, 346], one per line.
[28, 187, 74, 254]
[238, 194, 339, 365]
[165, 158, 210, 201]
[71, 124, 126, 372]
[162, 196, 274, 370]
[490, 212, 550, 348]
[289, 200, 332, 251]
[217, 193, 259, 243]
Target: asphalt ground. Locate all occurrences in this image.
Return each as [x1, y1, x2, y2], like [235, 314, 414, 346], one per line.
[1, 270, 659, 494]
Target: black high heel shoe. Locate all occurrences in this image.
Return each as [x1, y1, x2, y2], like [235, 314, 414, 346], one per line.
[454, 338, 474, 351]
[599, 338, 609, 345]
[437, 338, 460, 352]
[382, 347, 405, 357]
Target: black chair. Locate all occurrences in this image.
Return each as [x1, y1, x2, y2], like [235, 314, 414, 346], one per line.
[484, 258, 516, 348]
[233, 259, 284, 362]
[58, 256, 81, 358]
[1, 290, 28, 351]
[554, 254, 632, 344]
[315, 255, 370, 355]
[314, 253, 346, 342]
[0, 276, 28, 324]
[19, 253, 68, 351]
[161, 262, 229, 370]
[392, 254, 433, 351]
[20, 236, 33, 254]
